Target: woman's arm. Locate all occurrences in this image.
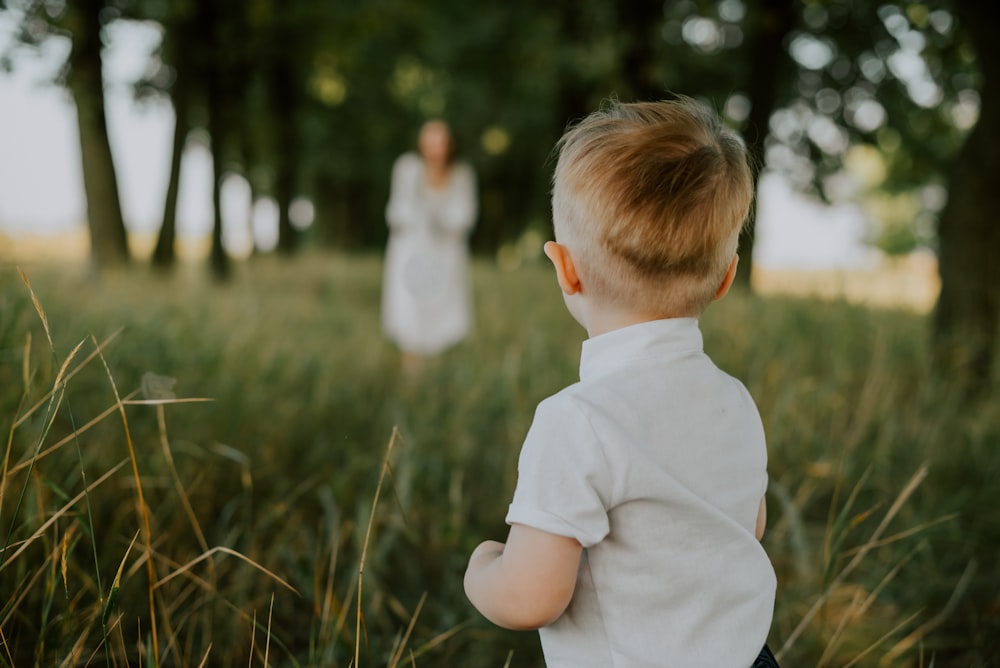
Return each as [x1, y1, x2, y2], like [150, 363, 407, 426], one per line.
[385, 153, 426, 230]
[437, 163, 478, 233]
[465, 523, 582, 630]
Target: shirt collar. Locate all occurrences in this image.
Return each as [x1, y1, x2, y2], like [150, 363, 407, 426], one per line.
[579, 318, 703, 382]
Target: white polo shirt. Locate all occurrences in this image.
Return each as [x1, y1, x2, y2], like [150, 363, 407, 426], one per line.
[506, 318, 776, 667]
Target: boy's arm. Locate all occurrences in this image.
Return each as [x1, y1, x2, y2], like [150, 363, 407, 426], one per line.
[465, 523, 582, 631]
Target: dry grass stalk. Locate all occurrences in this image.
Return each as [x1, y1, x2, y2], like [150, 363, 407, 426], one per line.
[11, 329, 123, 431]
[248, 607, 258, 668]
[817, 545, 918, 666]
[3, 334, 85, 556]
[315, 514, 351, 654]
[264, 593, 275, 668]
[154, 399, 214, 580]
[92, 333, 163, 665]
[843, 608, 925, 668]
[7, 393, 137, 475]
[405, 620, 472, 662]
[0, 460, 127, 571]
[196, 642, 214, 668]
[878, 558, 977, 665]
[103, 530, 141, 626]
[387, 591, 427, 668]
[355, 427, 402, 667]
[777, 464, 929, 660]
[154, 546, 298, 594]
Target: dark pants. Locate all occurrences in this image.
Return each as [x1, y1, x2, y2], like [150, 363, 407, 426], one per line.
[752, 644, 780, 667]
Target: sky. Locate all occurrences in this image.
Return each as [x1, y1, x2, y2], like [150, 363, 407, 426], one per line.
[0, 14, 876, 269]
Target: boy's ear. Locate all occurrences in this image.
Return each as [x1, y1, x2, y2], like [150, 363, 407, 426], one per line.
[543, 241, 582, 295]
[713, 255, 740, 301]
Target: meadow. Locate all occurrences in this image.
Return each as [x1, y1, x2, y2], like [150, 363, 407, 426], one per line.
[0, 252, 997, 667]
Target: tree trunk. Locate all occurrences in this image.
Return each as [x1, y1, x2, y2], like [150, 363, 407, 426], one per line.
[932, 0, 1000, 392]
[65, 0, 130, 268]
[272, 58, 299, 255]
[238, 85, 259, 257]
[735, 0, 798, 290]
[192, 0, 231, 280]
[207, 78, 230, 280]
[152, 75, 189, 269]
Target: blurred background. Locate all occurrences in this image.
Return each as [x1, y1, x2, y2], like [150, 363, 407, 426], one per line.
[1, 1, 998, 666]
[0, 1, 966, 289]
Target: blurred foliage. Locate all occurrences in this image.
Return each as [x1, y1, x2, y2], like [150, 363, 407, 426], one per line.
[0, 0, 980, 255]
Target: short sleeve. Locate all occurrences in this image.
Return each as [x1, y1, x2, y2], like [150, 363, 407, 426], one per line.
[505, 394, 612, 548]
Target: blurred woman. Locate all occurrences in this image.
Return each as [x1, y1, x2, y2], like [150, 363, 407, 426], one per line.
[381, 120, 478, 367]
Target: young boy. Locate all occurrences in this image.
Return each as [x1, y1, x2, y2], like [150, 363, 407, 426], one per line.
[464, 98, 778, 667]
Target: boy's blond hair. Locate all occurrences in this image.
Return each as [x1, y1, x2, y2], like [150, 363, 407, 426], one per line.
[552, 97, 754, 316]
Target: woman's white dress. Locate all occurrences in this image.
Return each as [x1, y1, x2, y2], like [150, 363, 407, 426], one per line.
[382, 152, 478, 355]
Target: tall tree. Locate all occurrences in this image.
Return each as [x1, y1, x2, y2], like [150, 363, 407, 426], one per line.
[734, 0, 798, 289]
[199, 0, 230, 280]
[149, 1, 195, 270]
[932, 0, 1000, 391]
[7, 0, 131, 267]
[150, 91, 186, 270]
[267, 11, 304, 256]
[64, 0, 130, 268]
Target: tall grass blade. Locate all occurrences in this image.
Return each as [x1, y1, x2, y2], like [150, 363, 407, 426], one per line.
[248, 607, 257, 668]
[264, 593, 274, 668]
[3, 337, 85, 556]
[196, 643, 213, 668]
[355, 427, 402, 668]
[0, 459, 127, 571]
[842, 608, 924, 668]
[407, 620, 472, 661]
[154, 546, 298, 594]
[12, 330, 123, 431]
[878, 559, 977, 665]
[823, 466, 873, 585]
[154, 399, 212, 574]
[7, 391, 139, 475]
[91, 334, 161, 665]
[104, 530, 141, 626]
[777, 464, 929, 660]
[816, 544, 919, 666]
[387, 591, 427, 668]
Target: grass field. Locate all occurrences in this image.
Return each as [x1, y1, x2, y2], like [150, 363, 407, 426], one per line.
[1, 252, 997, 667]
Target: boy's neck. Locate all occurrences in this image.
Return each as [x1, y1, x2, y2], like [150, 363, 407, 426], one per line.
[580, 302, 691, 338]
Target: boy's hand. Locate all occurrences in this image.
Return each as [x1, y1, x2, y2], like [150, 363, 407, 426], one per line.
[464, 524, 582, 631]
